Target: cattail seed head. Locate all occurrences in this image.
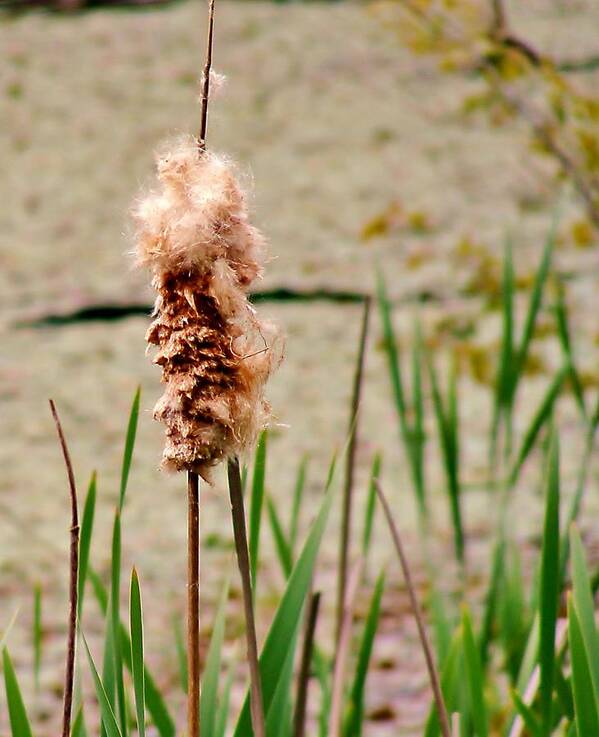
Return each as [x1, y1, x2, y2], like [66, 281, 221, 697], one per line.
[133, 135, 282, 481]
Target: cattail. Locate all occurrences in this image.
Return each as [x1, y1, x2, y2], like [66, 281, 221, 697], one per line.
[133, 135, 281, 482]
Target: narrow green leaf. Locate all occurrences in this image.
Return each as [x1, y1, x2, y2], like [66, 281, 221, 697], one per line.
[72, 705, 88, 737]
[539, 432, 560, 735]
[267, 496, 293, 579]
[83, 636, 123, 737]
[424, 630, 463, 737]
[201, 580, 229, 737]
[362, 453, 381, 557]
[343, 571, 385, 737]
[511, 690, 542, 737]
[265, 633, 297, 737]
[568, 597, 599, 737]
[214, 665, 235, 737]
[3, 648, 34, 737]
[555, 281, 586, 419]
[570, 526, 599, 696]
[249, 431, 268, 591]
[462, 608, 488, 737]
[89, 569, 176, 737]
[173, 617, 188, 692]
[289, 455, 308, 556]
[110, 512, 127, 737]
[130, 568, 146, 737]
[233, 484, 334, 737]
[78, 472, 97, 619]
[509, 366, 566, 486]
[119, 386, 141, 510]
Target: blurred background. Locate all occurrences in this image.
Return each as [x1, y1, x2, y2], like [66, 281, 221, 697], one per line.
[2, 0, 599, 734]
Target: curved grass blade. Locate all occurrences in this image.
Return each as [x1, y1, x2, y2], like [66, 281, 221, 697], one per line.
[511, 690, 542, 737]
[265, 633, 297, 737]
[343, 571, 385, 737]
[362, 454, 381, 557]
[267, 496, 293, 579]
[89, 567, 175, 737]
[233, 485, 334, 737]
[289, 456, 308, 556]
[3, 648, 34, 737]
[509, 366, 567, 487]
[461, 608, 487, 737]
[569, 526, 599, 696]
[72, 704, 88, 737]
[83, 635, 123, 737]
[201, 579, 229, 737]
[78, 472, 97, 619]
[130, 568, 146, 737]
[215, 664, 235, 737]
[110, 512, 127, 737]
[539, 432, 560, 734]
[554, 280, 586, 419]
[119, 386, 141, 511]
[568, 597, 599, 737]
[249, 431, 268, 591]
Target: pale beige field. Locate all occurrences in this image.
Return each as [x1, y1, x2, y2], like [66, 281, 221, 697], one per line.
[2, 1, 599, 734]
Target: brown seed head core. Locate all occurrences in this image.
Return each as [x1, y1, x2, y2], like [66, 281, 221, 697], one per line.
[133, 136, 281, 481]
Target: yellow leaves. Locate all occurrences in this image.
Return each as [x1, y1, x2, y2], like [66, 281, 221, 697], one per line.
[361, 202, 434, 241]
[576, 128, 599, 172]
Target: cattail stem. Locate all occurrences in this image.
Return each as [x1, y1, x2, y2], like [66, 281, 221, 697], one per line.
[187, 471, 201, 737]
[198, 0, 216, 152]
[228, 457, 266, 737]
[49, 400, 80, 737]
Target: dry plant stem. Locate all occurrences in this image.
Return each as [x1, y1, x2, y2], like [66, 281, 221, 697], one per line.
[329, 559, 364, 737]
[49, 400, 80, 737]
[375, 481, 451, 737]
[198, 0, 215, 152]
[293, 591, 321, 737]
[187, 471, 201, 737]
[451, 713, 460, 737]
[336, 296, 371, 648]
[227, 457, 266, 737]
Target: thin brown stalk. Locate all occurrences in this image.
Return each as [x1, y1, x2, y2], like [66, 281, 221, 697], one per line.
[374, 481, 451, 737]
[49, 400, 79, 737]
[329, 558, 364, 737]
[293, 591, 321, 737]
[227, 457, 266, 737]
[336, 296, 371, 647]
[451, 712, 460, 737]
[198, 0, 216, 152]
[187, 471, 201, 737]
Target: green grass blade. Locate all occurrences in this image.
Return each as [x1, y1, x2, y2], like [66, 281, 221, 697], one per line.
[289, 455, 308, 556]
[462, 608, 488, 737]
[3, 648, 34, 737]
[265, 634, 297, 737]
[173, 617, 187, 692]
[509, 366, 566, 487]
[249, 430, 268, 592]
[362, 453, 381, 557]
[201, 579, 229, 737]
[376, 269, 426, 516]
[110, 512, 127, 737]
[568, 597, 599, 737]
[130, 568, 146, 737]
[72, 704, 88, 737]
[83, 635, 123, 737]
[119, 386, 141, 511]
[267, 496, 293, 579]
[428, 352, 464, 564]
[424, 630, 462, 737]
[78, 472, 97, 619]
[511, 690, 542, 737]
[89, 569, 175, 737]
[233, 484, 334, 737]
[539, 431, 560, 735]
[513, 225, 555, 389]
[33, 584, 41, 691]
[490, 238, 515, 468]
[570, 526, 599, 695]
[411, 320, 426, 506]
[555, 280, 586, 419]
[214, 665, 235, 737]
[343, 571, 385, 737]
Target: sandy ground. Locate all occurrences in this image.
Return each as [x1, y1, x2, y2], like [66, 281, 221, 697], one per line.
[2, 0, 599, 734]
